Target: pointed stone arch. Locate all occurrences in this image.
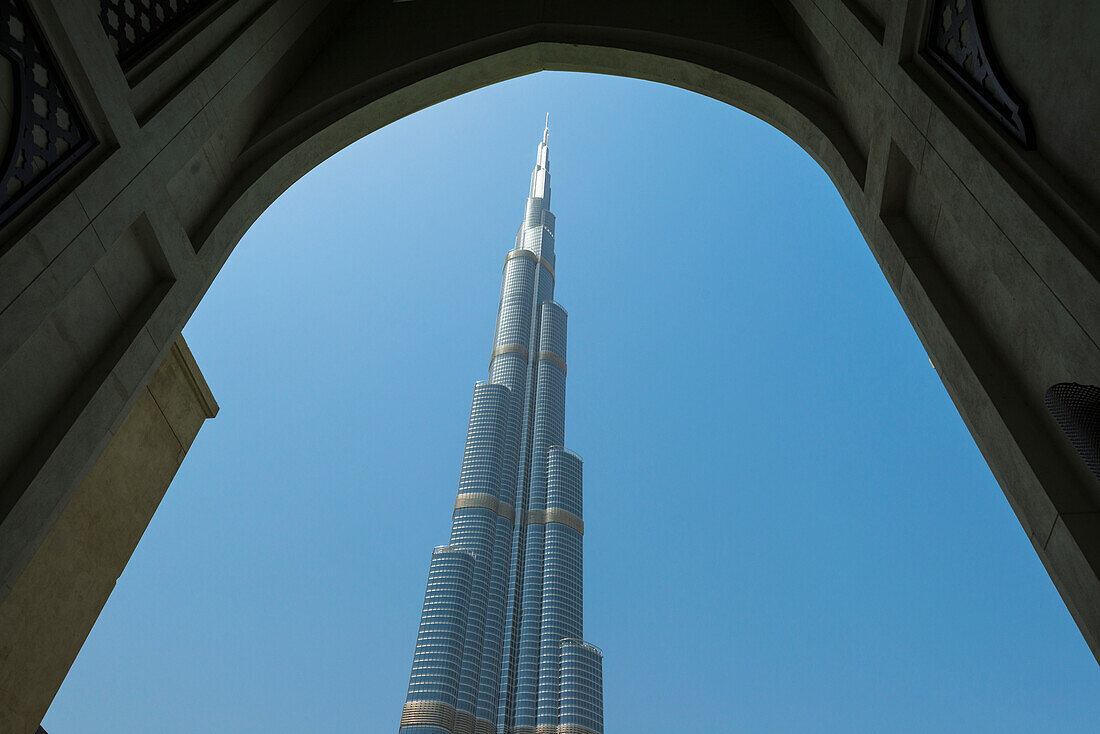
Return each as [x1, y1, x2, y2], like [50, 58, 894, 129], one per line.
[0, 1, 1097, 731]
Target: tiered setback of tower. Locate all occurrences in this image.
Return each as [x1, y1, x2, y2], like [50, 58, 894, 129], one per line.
[399, 125, 604, 734]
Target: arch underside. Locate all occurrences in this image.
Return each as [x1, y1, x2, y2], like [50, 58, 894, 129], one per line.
[196, 3, 869, 262]
[183, 3, 1100, 668]
[0, 1, 1098, 731]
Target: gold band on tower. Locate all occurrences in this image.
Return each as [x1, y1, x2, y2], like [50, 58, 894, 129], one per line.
[399, 700, 457, 729]
[526, 507, 584, 535]
[455, 492, 516, 523]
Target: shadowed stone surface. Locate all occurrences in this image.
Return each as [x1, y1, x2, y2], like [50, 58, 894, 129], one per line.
[0, 338, 216, 733]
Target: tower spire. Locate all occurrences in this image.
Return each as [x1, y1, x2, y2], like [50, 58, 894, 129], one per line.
[530, 116, 551, 202]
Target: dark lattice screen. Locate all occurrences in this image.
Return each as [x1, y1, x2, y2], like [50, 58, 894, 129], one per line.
[99, 0, 216, 70]
[0, 0, 94, 228]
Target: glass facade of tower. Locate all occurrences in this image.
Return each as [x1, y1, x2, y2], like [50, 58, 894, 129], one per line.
[399, 124, 604, 734]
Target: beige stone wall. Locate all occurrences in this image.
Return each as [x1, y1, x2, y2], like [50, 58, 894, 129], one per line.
[0, 337, 216, 734]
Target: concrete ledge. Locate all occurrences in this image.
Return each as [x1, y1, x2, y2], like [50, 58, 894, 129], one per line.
[170, 337, 219, 421]
[0, 336, 216, 734]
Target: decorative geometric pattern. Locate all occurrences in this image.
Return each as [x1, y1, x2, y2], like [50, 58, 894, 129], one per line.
[99, 0, 215, 70]
[926, 0, 1034, 146]
[1045, 383, 1100, 481]
[0, 0, 93, 228]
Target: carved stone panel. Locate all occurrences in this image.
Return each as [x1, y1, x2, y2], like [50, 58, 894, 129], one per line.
[926, 0, 1034, 146]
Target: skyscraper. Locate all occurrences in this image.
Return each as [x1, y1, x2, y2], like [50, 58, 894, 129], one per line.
[398, 120, 604, 734]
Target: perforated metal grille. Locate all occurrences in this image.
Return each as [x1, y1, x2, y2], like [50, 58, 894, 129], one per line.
[1044, 383, 1100, 480]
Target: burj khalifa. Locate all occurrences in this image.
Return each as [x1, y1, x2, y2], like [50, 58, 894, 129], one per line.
[397, 119, 604, 734]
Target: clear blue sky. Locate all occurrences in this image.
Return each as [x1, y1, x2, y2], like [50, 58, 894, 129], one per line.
[45, 72, 1099, 733]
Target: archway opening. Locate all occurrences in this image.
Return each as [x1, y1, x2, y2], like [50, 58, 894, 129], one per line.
[41, 72, 1100, 732]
